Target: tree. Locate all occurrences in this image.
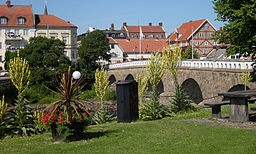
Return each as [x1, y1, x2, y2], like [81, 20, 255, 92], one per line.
[5, 37, 72, 88]
[77, 30, 111, 87]
[182, 46, 198, 59]
[213, 0, 256, 55]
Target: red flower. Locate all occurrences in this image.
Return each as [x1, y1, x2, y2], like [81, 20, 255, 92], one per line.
[46, 125, 48, 128]
[69, 123, 72, 125]
[83, 112, 86, 115]
[80, 117, 83, 120]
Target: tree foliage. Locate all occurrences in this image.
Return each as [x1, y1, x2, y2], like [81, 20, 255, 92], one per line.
[213, 0, 256, 55]
[77, 30, 111, 87]
[94, 65, 109, 103]
[6, 37, 72, 88]
[182, 46, 198, 59]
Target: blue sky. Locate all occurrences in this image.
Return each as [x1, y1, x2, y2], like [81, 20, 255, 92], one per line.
[1, 0, 225, 35]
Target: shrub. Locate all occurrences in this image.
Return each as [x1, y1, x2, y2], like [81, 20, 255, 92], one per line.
[79, 88, 96, 100]
[38, 93, 61, 104]
[171, 84, 196, 113]
[103, 90, 116, 101]
[23, 85, 50, 104]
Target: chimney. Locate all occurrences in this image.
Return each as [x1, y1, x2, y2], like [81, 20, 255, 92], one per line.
[6, 0, 11, 7]
[111, 24, 114, 30]
[123, 22, 127, 26]
[149, 23, 152, 26]
[159, 22, 163, 26]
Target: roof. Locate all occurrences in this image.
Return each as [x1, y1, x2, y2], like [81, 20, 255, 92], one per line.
[108, 37, 117, 44]
[35, 15, 77, 28]
[169, 19, 207, 41]
[115, 39, 168, 53]
[0, 4, 34, 27]
[125, 26, 165, 33]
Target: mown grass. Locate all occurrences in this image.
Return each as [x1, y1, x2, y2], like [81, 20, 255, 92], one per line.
[1, 105, 256, 153]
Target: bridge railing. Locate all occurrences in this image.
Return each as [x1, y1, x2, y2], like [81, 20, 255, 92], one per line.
[108, 60, 254, 70]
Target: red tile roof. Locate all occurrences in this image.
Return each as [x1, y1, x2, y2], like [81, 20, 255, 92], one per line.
[169, 19, 206, 41]
[108, 37, 117, 44]
[0, 5, 34, 27]
[36, 15, 77, 28]
[125, 26, 165, 33]
[115, 39, 168, 53]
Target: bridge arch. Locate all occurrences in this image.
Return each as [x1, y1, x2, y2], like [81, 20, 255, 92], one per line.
[181, 78, 203, 104]
[147, 80, 164, 95]
[222, 84, 250, 101]
[109, 75, 116, 85]
[125, 74, 134, 81]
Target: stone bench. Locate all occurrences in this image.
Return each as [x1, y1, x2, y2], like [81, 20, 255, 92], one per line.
[205, 101, 230, 118]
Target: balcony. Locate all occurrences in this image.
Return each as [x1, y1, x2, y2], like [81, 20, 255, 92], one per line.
[5, 32, 23, 41]
[6, 46, 24, 52]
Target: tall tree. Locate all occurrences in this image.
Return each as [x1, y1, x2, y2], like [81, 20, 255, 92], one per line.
[77, 30, 111, 87]
[182, 46, 198, 59]
[213, 0, 256, 55]
[5, 36, 72, 88]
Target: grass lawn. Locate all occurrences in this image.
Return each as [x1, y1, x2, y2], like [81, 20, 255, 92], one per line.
[1, 106, 256, 153]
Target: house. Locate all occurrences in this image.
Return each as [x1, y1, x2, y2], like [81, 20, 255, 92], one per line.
[168, 19, 217, 58]
[35, 14, 78, 61]
[0, 0, 78, 69]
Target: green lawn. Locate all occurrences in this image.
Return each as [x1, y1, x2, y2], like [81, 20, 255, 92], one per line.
[1, 107, 256, 153]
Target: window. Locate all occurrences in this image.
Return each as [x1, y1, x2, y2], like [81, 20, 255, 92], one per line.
[15, 29, 19, 35]
[199, 33, 204, 38]
[71, 51, 77, 59]
[120, 33, 124, 37]
[111, 53, 117, 57]
[208, 32, 212, 38]
[131, 33, 137, 38]
[205, 24, 209, 30]
[213, 41, 217, 46]
[204, 49, 208, 54]
[204, 41, 208, 46]
[111, 44, 114, 49]
[0, 56, 2, 62]
[156, 34, 162, 38]
[0, 42, 2, 49]
[0, 16, 8, 24]
[6, 29, 10, 34]
[196, 41, 199, 46]
[111, 34, 116, 37]
[23, 29, 28, 36]
[63, 51, 68, 56]
[62, 36, 68, 44]
[51, 36, 55, 39]
[17, 17, 26, 25]
[148, 34, 154, 38]
[196, 48, 199, 53]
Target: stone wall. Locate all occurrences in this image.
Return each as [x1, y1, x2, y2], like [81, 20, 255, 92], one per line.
[108, 66, 256, 104]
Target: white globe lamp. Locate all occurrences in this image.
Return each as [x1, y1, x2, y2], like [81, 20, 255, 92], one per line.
[72, 71, 81, 80]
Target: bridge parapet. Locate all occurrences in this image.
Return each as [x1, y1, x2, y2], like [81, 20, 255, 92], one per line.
[108, 60, 254, 70]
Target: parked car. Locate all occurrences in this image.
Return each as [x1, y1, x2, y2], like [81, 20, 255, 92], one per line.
[0, 70, 10, 77]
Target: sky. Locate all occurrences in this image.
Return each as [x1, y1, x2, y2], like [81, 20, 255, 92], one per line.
[1, 0, 225, 35]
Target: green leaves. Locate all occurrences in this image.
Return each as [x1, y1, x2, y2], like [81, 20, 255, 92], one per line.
[213, 0, 256, 55]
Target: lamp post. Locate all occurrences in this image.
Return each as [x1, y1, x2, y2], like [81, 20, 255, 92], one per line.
[72, 71, 81, 80]
[72, 71, 81, 98]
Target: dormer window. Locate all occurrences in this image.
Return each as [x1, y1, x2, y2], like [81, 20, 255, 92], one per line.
[17, 17, 26, 25]
[0, 16, 8, 24]
[156, 34, 162, 38]
[120, 33, 124, 37]
[148, 34, 154, 38]
[131, 33, 138, 38]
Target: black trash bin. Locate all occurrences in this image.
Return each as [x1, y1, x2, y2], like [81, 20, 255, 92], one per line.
[115, 80, 138, 123]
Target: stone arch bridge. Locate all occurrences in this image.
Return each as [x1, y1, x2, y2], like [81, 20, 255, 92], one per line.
[107, 60, 256, 104]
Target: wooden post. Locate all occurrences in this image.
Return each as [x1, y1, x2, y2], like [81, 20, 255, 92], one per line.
[230, 97, 248, 122]
[212, 105, 221, 118]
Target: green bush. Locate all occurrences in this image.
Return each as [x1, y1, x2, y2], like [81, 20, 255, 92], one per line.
[171, 84, 196, 113]
[23, 85, 50, 104]
[103, 90, 116, 101]
[79, 89, 96, 100]
[38, 93, 61, 104]
[0, 84, 18, 105]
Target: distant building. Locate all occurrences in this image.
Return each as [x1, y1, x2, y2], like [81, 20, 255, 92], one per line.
[168, 19, 217, 58]
[0, 1, 78, 69]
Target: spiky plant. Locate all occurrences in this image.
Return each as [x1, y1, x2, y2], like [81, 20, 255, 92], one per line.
[0, 96, 7, 120]
[136, 72, 148, 105]
[241, 69, 251, 91]
[93, 65, 112, 125]
[46, 67, 86, 121]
